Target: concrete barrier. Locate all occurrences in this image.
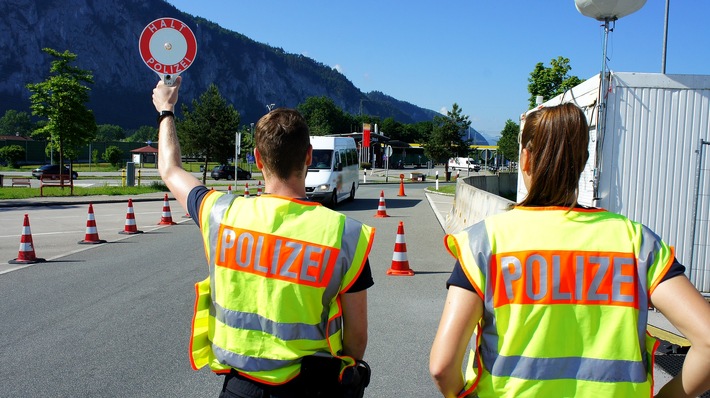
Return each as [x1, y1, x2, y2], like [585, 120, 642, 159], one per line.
[444, 175, 515, 234]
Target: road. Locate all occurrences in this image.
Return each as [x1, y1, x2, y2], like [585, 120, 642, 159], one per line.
[0, 184, 451, 397]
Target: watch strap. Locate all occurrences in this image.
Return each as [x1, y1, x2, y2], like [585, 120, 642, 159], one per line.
[157, 110, 175, 125]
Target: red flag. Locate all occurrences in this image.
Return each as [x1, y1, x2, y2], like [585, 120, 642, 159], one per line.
[363, 123, 371, 148]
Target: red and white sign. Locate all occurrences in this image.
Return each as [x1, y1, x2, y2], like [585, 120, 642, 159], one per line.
[139, 17, 197, 78]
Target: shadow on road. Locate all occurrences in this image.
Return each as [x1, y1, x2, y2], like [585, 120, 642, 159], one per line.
[339, 198, 421, 211]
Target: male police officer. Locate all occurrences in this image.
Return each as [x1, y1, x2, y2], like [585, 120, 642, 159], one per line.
[153, 77, 374, 397]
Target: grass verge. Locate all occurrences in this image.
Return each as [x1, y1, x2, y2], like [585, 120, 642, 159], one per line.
[0, 181, 169, 199]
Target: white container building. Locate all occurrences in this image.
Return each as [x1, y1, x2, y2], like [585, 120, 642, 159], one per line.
[518, 72, 710, 293]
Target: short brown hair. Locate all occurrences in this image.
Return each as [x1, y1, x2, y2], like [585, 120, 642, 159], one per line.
[254, 108, 311, 181]
[518, 103, 589, 207]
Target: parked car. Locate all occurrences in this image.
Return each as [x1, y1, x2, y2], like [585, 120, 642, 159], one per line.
[31, 164, 78, 180]
[210, 165, 251, 180]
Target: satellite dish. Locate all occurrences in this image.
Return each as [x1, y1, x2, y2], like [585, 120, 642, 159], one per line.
[574, 0, 646, 21]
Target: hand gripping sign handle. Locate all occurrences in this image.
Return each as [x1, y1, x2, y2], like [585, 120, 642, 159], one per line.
[139, 18, 197, 87]
[162, 73, 178, 86]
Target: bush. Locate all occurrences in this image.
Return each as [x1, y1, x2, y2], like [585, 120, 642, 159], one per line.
[360, 162, 372, 170]
[103, 146, 123, 168]
[0, 145, 25, 168]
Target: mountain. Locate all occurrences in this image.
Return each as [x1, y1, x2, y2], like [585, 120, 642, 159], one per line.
[0, 0, 440, 131]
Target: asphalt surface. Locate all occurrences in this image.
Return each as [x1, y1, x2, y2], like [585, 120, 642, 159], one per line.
[0, 170, 692, 396]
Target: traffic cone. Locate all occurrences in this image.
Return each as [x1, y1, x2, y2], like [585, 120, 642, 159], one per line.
[158, 194, 177, 225]
[257, 181, 262, 196]
[397, 176, 406, 197]
[9, 214, 46, 264]
[78, 204, 107, 244]
[227, 185, 232, 195]
[119, 199, 144, 234]
[374, 190, 390, 218]
[244, 183, 250, 198]
[387, 221, 414, 276]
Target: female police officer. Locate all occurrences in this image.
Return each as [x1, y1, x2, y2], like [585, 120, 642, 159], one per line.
[429, 103, 710, 397]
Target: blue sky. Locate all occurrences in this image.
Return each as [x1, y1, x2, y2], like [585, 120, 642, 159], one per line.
[164, 1, 709, 141]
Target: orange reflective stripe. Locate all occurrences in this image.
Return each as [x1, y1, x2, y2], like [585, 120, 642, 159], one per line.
[491, 250, 639, 308]
[215, 225, 337, 288]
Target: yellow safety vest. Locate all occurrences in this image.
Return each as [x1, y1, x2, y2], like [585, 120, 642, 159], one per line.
[190, 191, 375, 385]
[444, 206, 674, 398]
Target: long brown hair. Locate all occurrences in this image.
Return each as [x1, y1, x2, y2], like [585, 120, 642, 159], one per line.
[254, 108, 311, 181]
[518, 103, 589, 207]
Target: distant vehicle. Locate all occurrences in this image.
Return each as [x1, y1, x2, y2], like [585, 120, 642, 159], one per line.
[31, 164, 78, 180]
[448, 157, 480, 172]
[306, 136, 359, 206]
[210, 165, 251, 180]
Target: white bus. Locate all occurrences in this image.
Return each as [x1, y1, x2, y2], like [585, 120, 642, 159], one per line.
[305, 136, 359, 206]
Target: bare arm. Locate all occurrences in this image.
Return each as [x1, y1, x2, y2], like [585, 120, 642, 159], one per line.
[652, 275, 710, 398]
[430, 286, 483, 398]
[341, 290, 368, 360]
[152, 76, 202, 211]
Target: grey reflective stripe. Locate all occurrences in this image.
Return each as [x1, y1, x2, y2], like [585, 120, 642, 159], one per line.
[213, 301, 326, 341]
[480, 349, 648, 383]
[213, 345, 297, 372]
[208, 194, 237, 298]
[461, 221, 497, 348]
[318, 216, 362, 330]
[636, 224, 662, 350]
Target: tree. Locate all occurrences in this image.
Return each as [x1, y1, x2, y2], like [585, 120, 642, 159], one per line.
[0, 110, 34, 137]
[178, 84, 240, 183]
[496, 119, 521, 163]
[297, 96, 349, 136]
[124, 125, 157, 143]
[0, 145, 25, 168]
[95, 124, 125, 142]
[423, 103, 471, 165]
[26, 48, 96, 171]
[527, 56, 583, 109]
[103, 146, 123, 168]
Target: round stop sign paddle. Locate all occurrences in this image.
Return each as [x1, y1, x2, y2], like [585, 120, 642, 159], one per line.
[139, 17, 197, 86]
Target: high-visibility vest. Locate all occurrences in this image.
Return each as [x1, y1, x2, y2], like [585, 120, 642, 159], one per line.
[190, 191, 375, 385]
[444, 206, 674, 398]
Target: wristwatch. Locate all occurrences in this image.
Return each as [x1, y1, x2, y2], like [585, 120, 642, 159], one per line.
[157, 110, 174, 125]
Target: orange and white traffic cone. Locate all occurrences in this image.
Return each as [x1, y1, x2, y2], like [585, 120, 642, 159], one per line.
[78, 204, 107, 244]
[227, 185, 232, 195]
[9, 214, 46, 264]
[397, 174, 406, 197]
[387, 221, 414, 276]
[257, 181, 262, 196]
[158, 194, 177, 225]
[374, 190, 390, 218]
[119, 199, 144, 234]
[244, 183, 250, 198]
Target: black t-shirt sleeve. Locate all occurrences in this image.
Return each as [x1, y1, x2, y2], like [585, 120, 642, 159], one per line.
[446, 260, 479, 295]
[187, 185, 210, 227]
[344, 258, 374, 293]
[660, 257, 686, 282]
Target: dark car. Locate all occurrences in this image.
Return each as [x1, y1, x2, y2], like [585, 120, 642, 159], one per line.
[31, 164, 78, 180]
[211, 165, 251, 180]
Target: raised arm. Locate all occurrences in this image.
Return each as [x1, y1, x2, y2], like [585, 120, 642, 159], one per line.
[652, 275, 710, 398]
[153, 76, 202, 211]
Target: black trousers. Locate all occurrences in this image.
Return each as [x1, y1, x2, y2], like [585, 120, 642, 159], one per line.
[218, 371, 309, 398]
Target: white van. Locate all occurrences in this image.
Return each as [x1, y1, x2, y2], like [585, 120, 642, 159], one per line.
[305, 136, 359, 206]
[448, 157, 480, 172]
